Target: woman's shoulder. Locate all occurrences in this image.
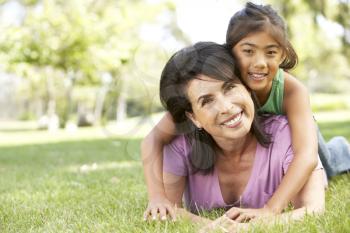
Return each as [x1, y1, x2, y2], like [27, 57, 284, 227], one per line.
[262, 115, 291, 137]
[165, 134, 191, 156]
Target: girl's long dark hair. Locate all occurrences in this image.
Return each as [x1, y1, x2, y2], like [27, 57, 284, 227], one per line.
[226, 2, 298, 70]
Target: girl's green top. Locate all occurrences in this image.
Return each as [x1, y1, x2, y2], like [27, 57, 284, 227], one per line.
[258, 68, 284, 115]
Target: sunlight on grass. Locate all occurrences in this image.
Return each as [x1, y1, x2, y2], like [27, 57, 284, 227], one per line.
[66, 161, 140, 173]
[0, 110, 349, 232]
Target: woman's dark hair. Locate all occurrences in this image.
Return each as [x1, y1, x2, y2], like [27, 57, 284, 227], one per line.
[160, 42, 270, 174]
[226, 2, 298, 70]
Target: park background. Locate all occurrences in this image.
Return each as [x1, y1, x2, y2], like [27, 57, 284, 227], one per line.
[0, 0, 349, 232]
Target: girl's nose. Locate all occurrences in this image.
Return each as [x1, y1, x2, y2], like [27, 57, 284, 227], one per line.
[253, 53, 267, 68]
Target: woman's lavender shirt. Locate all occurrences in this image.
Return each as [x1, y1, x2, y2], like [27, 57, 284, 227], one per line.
[163, 116, 323, 213]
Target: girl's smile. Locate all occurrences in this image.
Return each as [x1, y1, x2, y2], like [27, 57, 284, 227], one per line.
[232, 31, 284, 102]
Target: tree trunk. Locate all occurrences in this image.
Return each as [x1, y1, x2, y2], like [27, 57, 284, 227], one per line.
[116, 81, 127, 123]
[94, 85, 108, 125]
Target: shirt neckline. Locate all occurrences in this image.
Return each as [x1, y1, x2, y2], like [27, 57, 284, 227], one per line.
[214, 142, 262, 208]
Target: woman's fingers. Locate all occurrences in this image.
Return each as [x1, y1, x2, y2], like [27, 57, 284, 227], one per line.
[225, 207, 241, 220]
[235, 214, 252, 223]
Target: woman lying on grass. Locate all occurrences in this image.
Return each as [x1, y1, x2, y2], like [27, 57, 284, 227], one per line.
[153, 42, 325, 231]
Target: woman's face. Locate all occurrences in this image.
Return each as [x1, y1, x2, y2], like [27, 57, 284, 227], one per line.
[186, 75, 254, 141]
[232, 31, 284, 94]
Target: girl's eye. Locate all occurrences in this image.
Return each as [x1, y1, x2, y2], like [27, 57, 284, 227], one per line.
[267, 50, 277, 56]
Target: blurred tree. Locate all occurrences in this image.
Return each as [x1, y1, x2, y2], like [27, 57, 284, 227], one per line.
[0, 0, 175, 125]
[267, 0, 350, 92]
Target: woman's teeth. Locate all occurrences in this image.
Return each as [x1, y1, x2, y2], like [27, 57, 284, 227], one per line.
[223, 113, 242, 126]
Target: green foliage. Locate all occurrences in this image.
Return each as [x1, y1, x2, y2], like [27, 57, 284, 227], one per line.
[0, 0, 175, 123]
[267, 0, 350, 92]
[311, 93, 350, 112]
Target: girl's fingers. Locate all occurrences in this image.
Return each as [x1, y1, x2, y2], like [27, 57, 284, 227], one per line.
[143, 208, 151, 221]
[159, 207, 167, 221]
[166, 205, 176, 221]
[151, 207, 159, 220]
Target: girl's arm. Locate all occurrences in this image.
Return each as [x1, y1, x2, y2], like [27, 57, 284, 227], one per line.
[223, 73, 319, 220]
[223, 169, 325, 229]
[142, 112, 177, 220]
[259, 169, 325, 223]
[162, 172, 212, 224]
[265, 72, 318, 213]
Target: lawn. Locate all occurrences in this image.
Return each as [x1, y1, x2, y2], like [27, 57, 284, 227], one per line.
[0, 111, 349, 232]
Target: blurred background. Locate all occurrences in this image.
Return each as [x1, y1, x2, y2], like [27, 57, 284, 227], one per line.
[0, 0, 349, 135]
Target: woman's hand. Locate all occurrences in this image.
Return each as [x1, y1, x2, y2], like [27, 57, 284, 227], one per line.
[199, 215, 248, 233]
[143, 196, 176, 221]
[225, 206, 275, 223]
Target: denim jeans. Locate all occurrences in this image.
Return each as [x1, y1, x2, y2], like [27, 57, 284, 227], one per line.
[318, 129, 350, 179]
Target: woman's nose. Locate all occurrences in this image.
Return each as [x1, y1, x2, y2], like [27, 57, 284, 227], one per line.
[217, 96, 233, 114]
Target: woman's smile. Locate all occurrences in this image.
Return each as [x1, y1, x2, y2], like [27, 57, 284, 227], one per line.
[186, 75, 254, 141]
[220, 111, 243, 128]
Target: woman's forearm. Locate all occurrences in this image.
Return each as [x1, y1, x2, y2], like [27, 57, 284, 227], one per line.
[176, 208, 212, 225]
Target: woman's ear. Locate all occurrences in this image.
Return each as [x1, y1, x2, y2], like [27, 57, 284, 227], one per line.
[185, 111, 202, 129]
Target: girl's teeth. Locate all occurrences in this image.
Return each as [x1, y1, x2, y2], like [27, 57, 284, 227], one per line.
[250, 73, 265, 80]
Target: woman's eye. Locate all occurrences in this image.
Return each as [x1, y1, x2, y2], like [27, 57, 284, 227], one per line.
[243, 49, 253, 54]
[225, 84, 235, 92]
[201, 98, 212, 107]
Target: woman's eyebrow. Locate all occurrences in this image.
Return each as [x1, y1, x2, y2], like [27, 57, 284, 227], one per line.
[197, 94, 212, 104]
[222, 82, 235, 90]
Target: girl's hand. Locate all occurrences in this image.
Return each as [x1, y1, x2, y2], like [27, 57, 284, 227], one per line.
[225, 206, 275, 223]
[143, 196, 176, 221]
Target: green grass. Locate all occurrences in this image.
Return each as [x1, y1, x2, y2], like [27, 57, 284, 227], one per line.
[0, 111, 349, 232]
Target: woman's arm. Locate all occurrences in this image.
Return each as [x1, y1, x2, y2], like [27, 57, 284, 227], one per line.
[142, 112, 177, 220]
[266, 73, 318, 213]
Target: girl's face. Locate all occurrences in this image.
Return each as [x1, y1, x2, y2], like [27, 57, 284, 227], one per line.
[232, 31, 284, 94]
[186, 75, 254, 141]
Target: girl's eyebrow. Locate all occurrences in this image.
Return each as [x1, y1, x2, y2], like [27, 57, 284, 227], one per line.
[265, 44, 280, 49]
[239, 43, 280, 49]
